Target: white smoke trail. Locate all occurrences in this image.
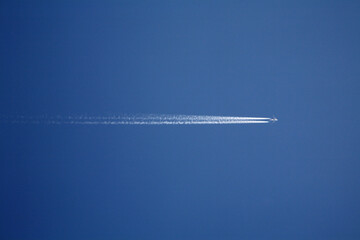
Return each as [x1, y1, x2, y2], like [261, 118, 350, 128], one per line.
[0, 114, 271, 125]
[69, 115, 269, 121]
[38, 120, 270, 125]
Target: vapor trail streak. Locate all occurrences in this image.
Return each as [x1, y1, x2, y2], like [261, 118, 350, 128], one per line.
[0, 114, 271, 125]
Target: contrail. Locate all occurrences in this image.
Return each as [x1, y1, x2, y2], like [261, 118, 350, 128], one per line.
[0, 114, 273, 125]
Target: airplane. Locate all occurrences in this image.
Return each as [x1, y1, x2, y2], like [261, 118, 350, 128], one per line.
[270, 115, 278, 123]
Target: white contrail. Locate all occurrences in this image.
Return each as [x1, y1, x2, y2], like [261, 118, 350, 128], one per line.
[68, 115, 270, 121]
[0, 114, 271, 125]
[38, 120, 270, 125]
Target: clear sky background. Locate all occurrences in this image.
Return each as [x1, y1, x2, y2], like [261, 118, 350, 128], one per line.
[1, 1, 360, 239]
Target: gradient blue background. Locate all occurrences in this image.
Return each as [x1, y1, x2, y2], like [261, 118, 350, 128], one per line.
[1, 1, 360, 239]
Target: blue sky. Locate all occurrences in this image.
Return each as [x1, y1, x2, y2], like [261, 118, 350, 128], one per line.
[1, 1, 360, 239]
